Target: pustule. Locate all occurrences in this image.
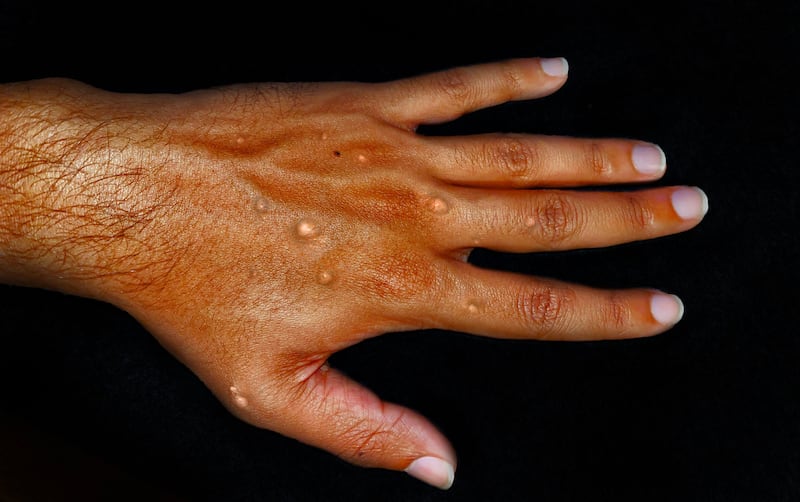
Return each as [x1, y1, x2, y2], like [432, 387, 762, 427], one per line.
[426, 196, 450, 215]
[465, 298, 484, 314]
[316, 269, 334, 285]
[229, 385, 249, 408]
[253, 196, 271, 213]
[294, 219, 320, 239]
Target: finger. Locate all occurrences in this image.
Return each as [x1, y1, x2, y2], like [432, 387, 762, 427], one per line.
[430, 264, 685, 341]
[376, 57, 569, 126]
[426, 134, 667, 188]
[225, 365, 457, 490]
[436, 186, 708, 253]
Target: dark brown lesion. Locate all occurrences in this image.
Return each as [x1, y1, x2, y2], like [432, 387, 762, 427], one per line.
[235, 133, 433, 229]
[335, 179, 429, 227]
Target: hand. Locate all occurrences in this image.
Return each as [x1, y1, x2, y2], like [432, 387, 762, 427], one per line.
[0, 57, 707, 489]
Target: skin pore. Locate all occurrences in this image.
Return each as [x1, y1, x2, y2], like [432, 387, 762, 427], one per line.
[0, 58, 707, 490]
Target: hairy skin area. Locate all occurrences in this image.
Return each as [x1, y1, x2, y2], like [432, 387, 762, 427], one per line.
[0, 60, 704, 487]
[0, 80, 177, 294]
[0, 78, 450, 467]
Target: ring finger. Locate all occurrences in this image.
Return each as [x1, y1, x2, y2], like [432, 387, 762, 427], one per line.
[428, 262, 684, 341]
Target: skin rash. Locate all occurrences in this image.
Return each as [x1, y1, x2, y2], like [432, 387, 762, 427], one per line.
[0, 58, 706, 489]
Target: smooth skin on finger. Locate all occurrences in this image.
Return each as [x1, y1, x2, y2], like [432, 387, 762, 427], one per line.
[433, 185, 709, 253]
[428, 264, 685, 341]
[223, 365, 457, 490]
[376, 57, 569, 126]
[425, 134, 668, 188]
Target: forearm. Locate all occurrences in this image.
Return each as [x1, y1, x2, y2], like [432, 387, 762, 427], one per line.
[0, 79, 163, 299]
[0, 79, 76, 289]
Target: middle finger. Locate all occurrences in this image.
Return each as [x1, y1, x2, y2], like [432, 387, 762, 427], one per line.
[428, 186, 708, 253]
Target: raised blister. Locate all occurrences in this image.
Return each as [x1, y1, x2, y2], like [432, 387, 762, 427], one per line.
[466, 299, 483, 314]
[428, 197, 449, 214]
[253, 196, 270, 213]
[295, 219, 319, 239]
[317, 269, 334, 285]
[229, 386, 248, 408]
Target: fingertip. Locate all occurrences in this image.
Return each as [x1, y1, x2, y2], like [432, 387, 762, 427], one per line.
[405, 456, 456, 490]
[540, 57, 569, 77]
[632, 143, 667, 177]
[671, 186, 709, 220]
[650, 293, 685, 326]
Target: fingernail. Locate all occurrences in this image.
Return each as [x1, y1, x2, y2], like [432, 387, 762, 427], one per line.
[632, 144, 666, 175]
[405, 456, 455, 490]
[650, 294, 684, 325]
[671, 187, 709, 219]
[540, 57, 569, 77]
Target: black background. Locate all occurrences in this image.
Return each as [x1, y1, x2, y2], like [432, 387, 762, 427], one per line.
[1, 1, 798, 501]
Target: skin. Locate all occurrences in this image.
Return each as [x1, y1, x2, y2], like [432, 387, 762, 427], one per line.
[0, 58, 706, 489]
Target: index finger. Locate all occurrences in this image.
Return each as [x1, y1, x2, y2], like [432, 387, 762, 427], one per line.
[374, 57, 569, 127]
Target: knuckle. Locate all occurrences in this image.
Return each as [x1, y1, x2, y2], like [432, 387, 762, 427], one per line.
[588, 141, 612, 176]
[452, 143, 474, 172]
[436, 68, 474, 103]
[623, 195, 655, 230]
[486, 136, 539, 179]
[270, 83, 314, 112]
[535, 193, 581, 243]
[498, 61, 524, 97]
[213, 83, 279, 109]
[345, 182, 424, 226]
[516, 284, 573, 336]
[210, 82, 316, 119]
[357, 251, 439, 304]
[336, 415, 405, 465]
[601, 292, 631, 331]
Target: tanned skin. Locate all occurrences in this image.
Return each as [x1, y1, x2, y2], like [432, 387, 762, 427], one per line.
[0, 58, 706, 489]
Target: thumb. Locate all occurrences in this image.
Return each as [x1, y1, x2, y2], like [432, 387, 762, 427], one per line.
[270, 365, 457, 490]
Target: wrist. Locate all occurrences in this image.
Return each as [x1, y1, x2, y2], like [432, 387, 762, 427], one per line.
[0, 79, 164, 300]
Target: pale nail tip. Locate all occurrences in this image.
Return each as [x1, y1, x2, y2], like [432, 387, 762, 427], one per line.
[655, 145, 667, 172]
[440, 467, 455, 490]
[541, 57, 568, 77]
[699, 188, 709, 216]
[671, 187, 707, 220]
[406, 456, 455, 490]
[651, 294, 683, 325]
[673, 294, 685, 323]
[632, 144, 666, 175]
